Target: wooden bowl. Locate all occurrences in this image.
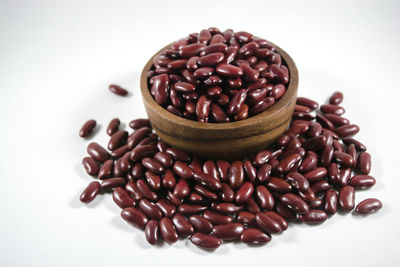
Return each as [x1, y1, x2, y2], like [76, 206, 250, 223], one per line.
[140, 41, 298, 160]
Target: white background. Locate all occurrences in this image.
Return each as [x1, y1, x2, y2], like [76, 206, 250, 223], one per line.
[1, 0, 399, 266]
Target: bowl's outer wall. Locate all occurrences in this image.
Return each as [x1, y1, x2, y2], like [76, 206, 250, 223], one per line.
[140, 40, 298, 160]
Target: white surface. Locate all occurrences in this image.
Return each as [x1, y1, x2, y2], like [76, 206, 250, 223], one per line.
[1, 0, 399, 266]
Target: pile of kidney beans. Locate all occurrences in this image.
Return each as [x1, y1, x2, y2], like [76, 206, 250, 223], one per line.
[147, 28, 289, 122]
[79, 92, 382, 250]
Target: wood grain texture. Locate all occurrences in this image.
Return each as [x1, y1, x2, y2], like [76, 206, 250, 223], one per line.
[140, 40, 298, 160]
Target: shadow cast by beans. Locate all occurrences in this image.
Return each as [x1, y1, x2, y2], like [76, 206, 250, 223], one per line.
[185, 238, 230, 255]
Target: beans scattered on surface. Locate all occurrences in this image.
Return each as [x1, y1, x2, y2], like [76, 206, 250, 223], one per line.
[79, 119, 96, 138]
[78, 91, 381, 249]
[109, 84, 128, 96]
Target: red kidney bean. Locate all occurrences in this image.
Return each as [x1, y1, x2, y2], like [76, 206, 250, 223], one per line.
[347, 144, 358, 168]
[159, 217, 178, 244]
[228, 161, 244, 189]
[255, 163, 271, 183]
[210, 103, 229, 123]
[227, 77, 242, 89]
[190, 233, 222, 249]
[216, 160, 230, 182]
[234, 104, 249, 121]
[329, 91, 343, 105]
[355, 198, 382, 215]
[194, 185, 217, 200]
[239, 63, 259, 82]
[193, 67, 214, 79]
[280, 193, 309, 214]
[174, 81, 196, 93]
[320, 104, 345, 115]
[213, 223, 244, 241]
[186, 56, 199, 71]
[131, 163, 145, 179]
[125, 182, 143, 201]
[172, 214, 194, 237]
[304, 167, 328, 183]
[201, 44, 228, 57]
[203, 211, 233, 225]
[328, 163, 340, 185]
[350, 175, 376, 188]
[87, 142, 110, 163]
[335, 124, 360, 137]
[215, 63, 243, 78]
[189, 215, 213, 234]
[235, 182, 254, 205]
[250, 97, 275, 115]
[276, 203, 297, 221]
[247, 88, 268, 106]
[79, 119, 96, 138]
[309, 197, 324, 209]
[106, 118, 120, 136]
[167, 191, 183, 207]
[333, 151, 354, 167]
[267, 177, 292, 193]
[197, 52, 225, 67]
[255, 185, 274, 210]
[299, 210, 328, 224]
[108, 130, 127, 151]
[127, 127, 152, 149]
[198, 29, 211, 44]
[220, 183, 235, 202]
[179, 43, 206, 58]
[177, 204, 208, 215]
[145, 220, 159, 245]
[167, 105, 182, 116]
[320, 145, 334, 167]
[264, 211, 288, 230]
[144, 171, 160, 190]
[298, 187, 316, 204]
[82, 157, 99, 176]
[295, 104, 311, 113]
[306, 122, 322, 137]
[342, 137, 367, 151]
[151, 74, 169, 105]
[243, 161, 257, 183]
[246, 196, 261, 214]
[241, 228, 271, 244]
[338, 185, 355, 212]
[160, 169, 175, 190]
[255, 212, 282, 234]
[338, 167, 351, 186]
[110, 145, 129, 159]
[310, 180, 330, 195]
[188, 192, 203, 203]
[277, 153, 302, 173]
[80, 181, 100, 203]
[100, 177, 125, 190]
[172, 161, 194, 179]
[193, 172, 222, 191]
[166, 147, 190, 162]
[358, 152, 371, 174]
[285, 172, 310, 192]
[121, 207, 148, 229]
[139, 199, 162, 220]
[299, 151, 318, 173]
[113, 187, 135, 209]
[215, 203, 243, 214]
[153, 152, 173, 168]
[236, 211, 256, 227]
[316, 114, 335, 131]
[324, 114, 349, 127]
[97, 159, 113, 179]
[136, 179, 158, 202]
[109, 84, 128, 96]
[167, 59, 187, 70]
[195, 95, 211, 121]
[189, 157, 202, 173]
[296, 97, 318, 110]
[324, 189, 338, 215]
[173, 179, 190, 198]
[227, 90, 247, 115]
[252, 150, 271, 166]
[207, 85, 222, 97]
[202, 160, 220, 180]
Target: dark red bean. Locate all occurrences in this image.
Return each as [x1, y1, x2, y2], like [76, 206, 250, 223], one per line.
[320, 145, 334, 167]
[129, 119, 150, 130]
[267, 177, 292, 193]
[174, 81, 196, 93]
[197, 52, 225, 67]
[156, 199, 176, 217]
[172, 161, 194, 179]
[233, 104, 249, 121]
[121, 207, 148, 229]
[142, 157, 164, 174]
[193, 67, 214, 79]
[179, 43, 206, 58]
[213, 223, 244, 241]
[136, 179, 158, 202]
[79, 119, 96, 138]
[172, 214, 194, 237]
[277, 153, 302, 173]
[350, 175, 376, 188]
[243, 161, 257, 183]
[125, 182, 143, 201]
[220, 183, 235, 202]
[296, 97, 318, 110]
[189, 157, 202, 172]
[338, 185, 355, 212]
[264, 211, 288, 230]
[188, 192, 203, 203]
[151, 74, 169, 105]
[97, 159, 113, 179]
[166, 147, 190, 162]
[201, 44, 228, 56]
[310, 180, 330, 195]
[202, 160, 220, 180]
[190, 233, 222, 249]
[162, 169, 176, 190]
[342, 137, 367, 151]
[252, 150, 271, 166]
[80, 181, 100, 203]
[333, 151, 354, 167]
[329, 91, 343, 105]
[304, 167, 328, 183]
[173, 179, 190, 198]
[280, 193, 309, 214]
[109, 84, 128, 96]
[106, 118, 120, 136]
[276, 203, 297, 221]
[241, 228, 271, 244]
[249, 97, 275, 115]
[216, 160, 230, 182]
[189, 215, 213, 234]
[237, 211, 257, 227]
[177, 204, 208, 215]
[355, 198, 382, 215]
[320, 104, 345, 115]
[257, 164, 272, 183]
[145, 220, 159, 245]
[210, 103, 229, 123]
[324, 114, 349, 127]
[335, 124, 360, 137]
[198, 29, 211, 44]
[194, 185, 217, 200]
[215, 63, 243, 78]
[235, 182, 254, 205]
[131, 163, 145, 179]
[316, 114, 335, 131]
[159, 217, 178, 244]
[153, 152, 174, 168]
[299, 151, 318, 173]
[255, 185, 274, 210]
[228, 161, 244, 189]
[285, 172, 310, 192]
[127, 127, 152, 149]
[107, 130, 127, 151]
[227, 90, 247, 115]
[100, 177, 125, 190]
[347, 144, 358, 168]
[324, 189, 338, 215]
[138, 199, 162, 220]
[299, 210, 328, 224]
[193, 172, 222, 191]
[295, 104, 312, 113]
[82, 157, 99, 176]
[309, 197, 324, 209]
[215, 203, 242, 214]
[87, 142, 110, 163]
[203, 211, 233, 225]
[256, 212, 282, 234]
[113, 187, 135, 209]
[358, 152, 371, 174]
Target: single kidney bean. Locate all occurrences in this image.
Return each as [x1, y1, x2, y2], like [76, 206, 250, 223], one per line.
[167, 59, 187, 70]
[316, 114, 335, 130]
[113, 187, 135, 209]
[174, 81, 196, 93]
[167, 191, 183, 207]
[305, 135, 327, 151]
[193, 172, 222, 191]
[253, 150, 271, 166]
[153, 152, 173, 168]
[328, 163, 340, 185]
[355, 198, 382, 215]
[220, 183, 235, 202]
[306, 122, 322, 137]
[110, 145, 130, 159]
[329, 91, 343, 105]
[304, 167, 328, 183]
[243, 161, 257, 183]
[338, 185, 355, 212]
[139, 199, 162, 220]
[79, 119, 96, 137]
[237, 211, 257, 227]
[202, 160, 220, 180]
[198, 29, 211, 44]
[151, 74, 169, 105]
[310, 180, 330, 195]
[227, 76, 242, 89]
[215, 63, 243, 78]
[339, 167, 352, 186]
[299, 210, 328, 224]
[142, 158, 164, 174]
[166, 105, 182, 117]
[159, 217, 178, 244]
[342, 137, 367, 151]
[286, 122, 309, 136]
[179, 43, 206, 58]
[240, 63, 259, 82]
[358, 152, 371, 174]
[145, 220, 159, 245]
[295, 104, 312, 113]
[80, 181, 100, 203]
[247, 88, 268, 106]
[228, 161, 244, 189]
[255, 212, 282, 234]
[106, 118, 120, 136]
[210, 103, 229, 122]
[324, 189, 338, 215]
[87, 142, 109, 163]
[100, 177, 125, 190]
[127, 127, 152, 149]
[246, 197, 261, 214]
[166, 147, 190, 162]
[249, 97, 275, 115]
[177, 204, 208, 215]
[276, 203, 297, 221]
[136, 179, 158, 202]
[296, 97, 318, 110]
[193, 67, 214, 79]
[156, 199, 176, 217]
[189, 157, 202, 173]
[121, 207, 148, 229]
[207, 85, 222, 96]
[200, 43, 228, 56]
[125, 182, 143, 201]
[335, 124, 360, 137]
[109, 84, 128, 96]
[196, 95, 212, 121]
[241, 228, 271, 244]
[173, 179, 190, 198]
[172, 214, 194, 237]
[256, 185, 274, 210]
[297, 187, 316, 204]
[235, 182, 254, 205]
[215, 203, 243, 214]
[320, 104, 345, 115]
[227, 90, 247, 115]
[213, 223, 244, 241]
[188, 192, 203, 203]
[324, 114, 349, 127]
[277, 153, 302, 173]
[264, 211, 288, 230]
[332, 140, 344, 153]
[197, 52, 225, 66]
[131, 163, 145, 179]
[334, 151, 354, 167]
[97, 160, 113, 179]
[285, 172, 310, 192]
[320, 145, 334, 167]
[257, 164, 272, 183]
[108, 130, 128, 151]
[347, 144, 358, 168]
[172, 161, 194, 179]
[350, 175, 376, 188]
[129, 119, 150, 130]
[280, 193, 309, 214]
[82, 157, 99, 176]
[299, 151, 318, 173]
[190, 233, 222, 249]
[189, 215, 213, 234]
[186, 56, 199, 71]
[309, 197, 324, 209]
[203, 211, 233, 225]
[267, 177, 293, 193]
[234, 104, 249, 121]
[216, 160, 230, 182]
[194, 185, 218, 200]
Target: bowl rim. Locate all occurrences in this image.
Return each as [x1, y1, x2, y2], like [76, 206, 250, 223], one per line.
[140, 38, 298, 131]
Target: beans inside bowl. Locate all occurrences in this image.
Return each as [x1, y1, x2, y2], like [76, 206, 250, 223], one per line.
[147, 28, 290, 123]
